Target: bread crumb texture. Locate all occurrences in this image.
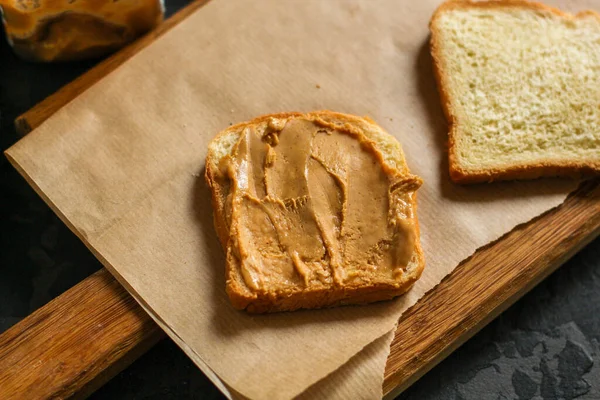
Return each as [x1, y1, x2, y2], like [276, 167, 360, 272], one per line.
[433, 2, 600, 177]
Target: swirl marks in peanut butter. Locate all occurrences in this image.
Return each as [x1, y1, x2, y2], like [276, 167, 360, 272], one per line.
[224, 116, 422, 294]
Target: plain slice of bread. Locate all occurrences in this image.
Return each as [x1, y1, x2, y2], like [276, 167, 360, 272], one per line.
[205, 111, 424, 313]
[430, 0, 600, 184]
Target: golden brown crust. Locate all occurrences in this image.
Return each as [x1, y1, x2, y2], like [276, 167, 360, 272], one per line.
[429, 0, 600, 184]
[205, 111, 424, 313]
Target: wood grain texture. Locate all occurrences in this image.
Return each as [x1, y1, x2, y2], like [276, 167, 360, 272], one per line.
[384, 179, 600, 398]
[2, 180, 597, 400]
[6, 0, 600, 397]
[14, 0, 209, 136]
[0, 269, 163, 400]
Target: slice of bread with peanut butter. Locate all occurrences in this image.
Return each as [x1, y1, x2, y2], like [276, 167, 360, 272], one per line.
[205, 111, 424, 313]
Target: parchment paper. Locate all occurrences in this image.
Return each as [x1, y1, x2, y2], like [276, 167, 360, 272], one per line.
[6, 0, 589, 398]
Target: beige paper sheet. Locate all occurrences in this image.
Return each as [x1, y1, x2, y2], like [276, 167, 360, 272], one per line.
[6, 0, 591, 398]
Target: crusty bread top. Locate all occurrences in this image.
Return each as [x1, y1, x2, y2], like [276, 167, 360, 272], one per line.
[205, 111, 425, 311]
[206, 111, 412, 177]
[430, 0, 600, 183]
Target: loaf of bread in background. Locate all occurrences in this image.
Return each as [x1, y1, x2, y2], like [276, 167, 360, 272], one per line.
[0, 0, 164, 62]
[430, 0, 600, 184]
[205, 111, 424, 313]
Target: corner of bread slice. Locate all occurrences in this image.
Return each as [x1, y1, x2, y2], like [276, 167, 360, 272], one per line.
[206, 111, 424, 313]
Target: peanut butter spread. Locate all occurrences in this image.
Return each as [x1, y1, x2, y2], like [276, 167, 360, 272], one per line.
[221, 117, 422, 292]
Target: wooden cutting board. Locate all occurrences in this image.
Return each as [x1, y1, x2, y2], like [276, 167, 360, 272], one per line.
[2, 1, 600, 398]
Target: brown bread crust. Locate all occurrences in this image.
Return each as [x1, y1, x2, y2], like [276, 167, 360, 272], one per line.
[205, 111, 424, 313]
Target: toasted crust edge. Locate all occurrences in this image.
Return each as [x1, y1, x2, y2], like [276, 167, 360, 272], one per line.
[204, 110, 425, 313]
[429, 0, 600, 184]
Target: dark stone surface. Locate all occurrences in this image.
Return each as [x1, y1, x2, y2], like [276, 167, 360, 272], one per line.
[1, 2, 599, 399]
[397, 244, 600, 400]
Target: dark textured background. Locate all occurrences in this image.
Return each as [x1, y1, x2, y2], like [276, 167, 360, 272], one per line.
[1, 1, 599, 399]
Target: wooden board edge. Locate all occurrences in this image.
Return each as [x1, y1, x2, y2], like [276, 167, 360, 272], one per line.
[382, 179, 600, 396]
[0, 269, 165, 400]
[384, 229, 599, 399]
[3, 1, 203, 398]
